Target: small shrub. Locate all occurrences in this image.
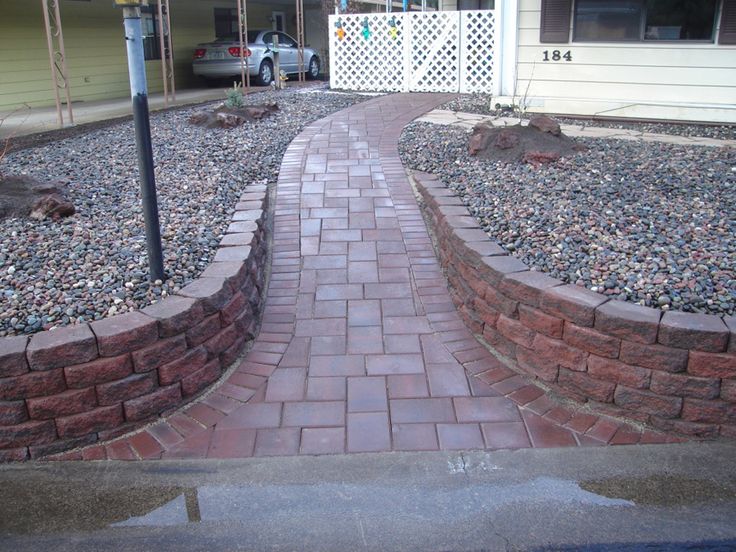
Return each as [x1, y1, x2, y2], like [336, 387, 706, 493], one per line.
[224, 84, 245, 109]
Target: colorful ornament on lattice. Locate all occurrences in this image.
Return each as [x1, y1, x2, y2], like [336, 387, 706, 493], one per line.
[361, 17, 371, 40]
[335, 18, 345, 41]
[388, 16, 398, 40]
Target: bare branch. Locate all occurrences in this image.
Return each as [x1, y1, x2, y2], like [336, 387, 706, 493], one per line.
[0, 104, 32, 169]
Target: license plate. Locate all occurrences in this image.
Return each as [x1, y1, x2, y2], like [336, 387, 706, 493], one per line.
[209, 51, 226, 60]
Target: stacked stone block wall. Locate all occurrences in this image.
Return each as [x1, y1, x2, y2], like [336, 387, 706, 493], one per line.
[0, 184, 270, 461]
[414, 172, 735, 439]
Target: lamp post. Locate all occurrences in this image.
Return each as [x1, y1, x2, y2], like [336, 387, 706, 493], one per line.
[114, 0, 165, 282]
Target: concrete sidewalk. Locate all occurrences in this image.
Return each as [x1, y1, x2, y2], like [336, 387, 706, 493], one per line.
[0, 84, 294, 140]
[2, 442, 735, 550]
[416, 109, 736, 147]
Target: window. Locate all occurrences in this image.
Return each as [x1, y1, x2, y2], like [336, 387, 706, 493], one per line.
[271, 11, 286, 32]
[214, 8, 238, 38]
[346, 0, 442, 12]
[573, 0, 718, 42]
[141, 5, 166, 61]
[574, 0, 641, 41]
[263, 32, 296, 47]
[458, 0, 494, 10]
[644, 0, 718, 40]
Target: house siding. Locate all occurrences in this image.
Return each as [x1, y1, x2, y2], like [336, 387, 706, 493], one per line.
[515, 0, 736, 122]
[0, 0, 292, 112]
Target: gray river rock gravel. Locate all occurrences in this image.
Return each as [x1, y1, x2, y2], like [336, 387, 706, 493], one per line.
[0, 86, 367, 337]
[400, 121, 735, 316]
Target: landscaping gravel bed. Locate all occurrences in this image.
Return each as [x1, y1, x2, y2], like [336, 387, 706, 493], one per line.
[400, 121, 736, 316]
[439, 94, 736, 141]
[0, 86, 367, 337]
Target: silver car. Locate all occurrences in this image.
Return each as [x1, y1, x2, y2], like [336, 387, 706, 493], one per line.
[192, 30, 320, 86]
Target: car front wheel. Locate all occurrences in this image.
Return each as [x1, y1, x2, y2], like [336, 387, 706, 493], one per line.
[307, 56, 320, 80]
[257, 60, 273, 86]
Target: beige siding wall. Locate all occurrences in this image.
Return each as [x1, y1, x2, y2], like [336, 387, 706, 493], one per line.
[0, 0, 293, 112]
[515, 0, 736, 122]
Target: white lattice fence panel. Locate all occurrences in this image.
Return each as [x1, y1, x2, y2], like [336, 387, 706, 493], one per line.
[407, 12, 460, 93]
[460, 10, 496, 94]
[329, 10, 498, 94]
[329, 13, 406, 92]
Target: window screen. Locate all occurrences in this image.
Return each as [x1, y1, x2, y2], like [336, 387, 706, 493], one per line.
[644, 0, 717, 40]
[572, 0, 719, 42]
[574, 0, 642, 41]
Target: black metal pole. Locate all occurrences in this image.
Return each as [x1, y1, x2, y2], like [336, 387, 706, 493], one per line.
[123, 6, 165, 282]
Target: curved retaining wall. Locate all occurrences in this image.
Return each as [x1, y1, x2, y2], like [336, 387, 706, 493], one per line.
[414, 171, 736, 439]
[0, 184, 270, 461]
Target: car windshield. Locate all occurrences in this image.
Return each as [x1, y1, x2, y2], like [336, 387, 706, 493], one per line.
[214, 31, 261, 43]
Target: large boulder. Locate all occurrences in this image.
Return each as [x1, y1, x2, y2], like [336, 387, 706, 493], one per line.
[468, 116, 584, 165]
[188, 102, 279, 129]
[528, 115, 562, 136]
[0, 175, 75, 220]
[29, 193, 75, 220]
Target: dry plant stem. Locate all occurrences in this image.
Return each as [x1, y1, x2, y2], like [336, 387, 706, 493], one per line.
[0, 105, 31, 170]
[517, 62, 535, 123]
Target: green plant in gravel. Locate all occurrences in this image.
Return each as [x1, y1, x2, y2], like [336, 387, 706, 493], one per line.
[224, 83, 245, 109]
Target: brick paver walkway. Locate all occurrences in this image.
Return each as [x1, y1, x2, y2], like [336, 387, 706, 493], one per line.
[61, 93, 674, 461]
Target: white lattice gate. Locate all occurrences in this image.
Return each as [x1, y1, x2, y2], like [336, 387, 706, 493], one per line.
[329, 10, 498, 95]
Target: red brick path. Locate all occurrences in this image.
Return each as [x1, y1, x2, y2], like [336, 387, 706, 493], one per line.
[53, 93, 677, 461]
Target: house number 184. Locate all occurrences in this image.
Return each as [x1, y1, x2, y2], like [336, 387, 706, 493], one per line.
[542, 50, 572, 62]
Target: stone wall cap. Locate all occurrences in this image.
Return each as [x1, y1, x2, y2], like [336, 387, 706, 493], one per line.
[179, 277, 231, 300]
[464, 240, 506, 257]
[27, 324, 98, 371]
[90, 311, 156, 337]
[432, 195, 465, 206]
[200, 262, 247, 281]
[142, 295, 199, 319]
[502, 270, 561, 289]
[219, 233, 255, 247]
[499, 270, 562, 306]
[231, 210, 262, 222]
[540, 284, 609, 327]
[444, 215, 478, 229]
[227, 221, 258, 234]
[411, 170, 441, 184]
[594, 299, 662, 344]
[0, 335, 29, 377]
[596, 300, 662, 323]
[235, 200, 263, 210]
[240, 191, 266, 201]
[724, 315, 735, 353]
[480, 255, 529, 276]
[659, 311, 729, 353]
[437, 205, 471, 217]
[453, 228, 491, 243]
[214, 246, 252, 263]
[544, 284, 609, 309]
[425, 187, 455, 197]
[90, 311, 158, 357]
